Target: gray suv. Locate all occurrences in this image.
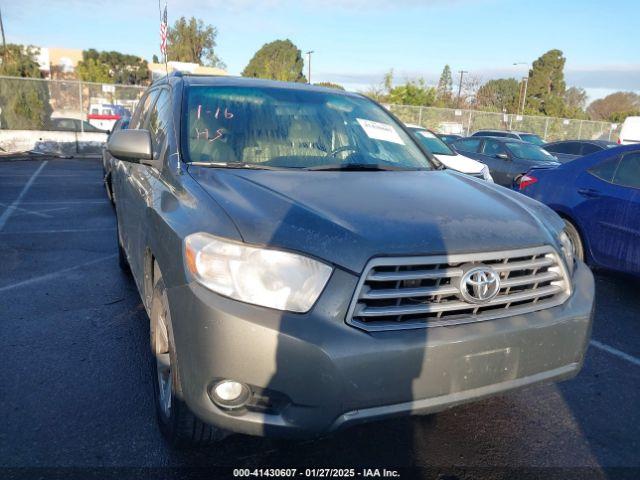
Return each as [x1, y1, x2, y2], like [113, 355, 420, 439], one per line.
[108, 74, 594, 446]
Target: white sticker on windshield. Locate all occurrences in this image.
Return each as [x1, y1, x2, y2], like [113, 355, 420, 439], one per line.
[418, 130, 437, 139]
[356, 118, 405, 145]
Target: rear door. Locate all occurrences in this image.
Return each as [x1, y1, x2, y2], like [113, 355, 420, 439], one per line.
[574, 150, 640, 273]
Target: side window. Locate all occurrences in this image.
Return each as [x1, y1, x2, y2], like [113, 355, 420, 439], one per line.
[588, 156, 621, 183]
[147, 89, 172, 159]
[129, 90, 158, 130]
[580, 143, 601, 155]
[612, 152, 640, 189]
[545, 143, 567, 154]
[453, 138, 481, 153]
[481, 139, 507, 157]
[55, 119, 76, 132]
[490, 131, 507, 137]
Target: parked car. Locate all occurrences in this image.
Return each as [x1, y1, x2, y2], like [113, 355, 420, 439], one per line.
[543, 140, 617, 162]
[406, 125, 493, 181]
[618, 116, 640, 145]
[438, 133, 463, 145]
[102, 116, 130, 203]
[107, 74, 593, 446]
[472, 130, 545, 146]
[452, 136, 559, 186]
[49, 117, 108, 133]
[516, 144, 640, 276]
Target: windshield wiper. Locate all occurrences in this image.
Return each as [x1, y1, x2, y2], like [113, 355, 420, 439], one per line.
[188, 161, 280, 170]
[304, 163, 409, 171]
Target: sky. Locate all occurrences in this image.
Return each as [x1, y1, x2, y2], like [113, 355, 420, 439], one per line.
[4, 0, 640, 102]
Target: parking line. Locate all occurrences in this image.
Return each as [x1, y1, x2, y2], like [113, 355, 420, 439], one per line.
[0, 161, 48, 231]
[0, 254, 117, 293]
[0, 202, 53, 219]
[0, 227, 116, 235]
[590, 340, 640, 367]
[19, 200, 108, 205]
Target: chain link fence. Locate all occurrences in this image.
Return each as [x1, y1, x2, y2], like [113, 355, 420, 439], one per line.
[0, 75, 621, 155]
[0, 75, 145, 155]
[386, 104, 620, 142]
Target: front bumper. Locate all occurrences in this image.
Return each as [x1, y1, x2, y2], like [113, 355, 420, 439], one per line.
[167, 260, 594, 438]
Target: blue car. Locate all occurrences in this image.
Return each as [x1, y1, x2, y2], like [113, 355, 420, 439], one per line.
[517, 144, 640, 276]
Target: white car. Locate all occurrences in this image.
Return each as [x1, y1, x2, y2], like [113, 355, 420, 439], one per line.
[406, 125, 494, 182]
[618, 116, 640, 145]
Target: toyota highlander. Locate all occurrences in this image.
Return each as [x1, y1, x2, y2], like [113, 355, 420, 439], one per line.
[107, 74, 594, 446]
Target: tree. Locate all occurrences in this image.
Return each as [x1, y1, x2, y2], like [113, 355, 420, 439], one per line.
[76, 49, 149, 85]
[242, 39, 306, 83]
[526, 49, 566, 116]
[564, 86, 587, 111]
[475, 78, 520, 113]
[314, 82, 345, 90]
[0, 44, 52, 129]
[388, 78, 437, 107]
[436, 65, 453, 104]
[152, 54, 159, 63]
[167, 17, 225, 68]
[587, 92, 640, 121]
[76, 57, 112, 84]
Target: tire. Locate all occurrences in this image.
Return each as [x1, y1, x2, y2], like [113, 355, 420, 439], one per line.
[150, 271, 223, 447]
[116, 216, 130, 273]
[563, 218, 584, 262]
[104, 173, 114, 205]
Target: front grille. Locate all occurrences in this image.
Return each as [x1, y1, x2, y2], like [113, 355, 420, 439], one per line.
[346, 246, 571, 331]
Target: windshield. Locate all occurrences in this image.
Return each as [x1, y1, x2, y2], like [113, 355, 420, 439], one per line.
[506, 142, 557, 162]
[184, 86, 434, 170]
[410, 128, 455, 155]
[519, 133, 545, 146]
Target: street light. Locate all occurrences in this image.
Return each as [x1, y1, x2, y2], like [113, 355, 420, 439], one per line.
[306, 50, 314, 84]
[513, 62, 530, 116]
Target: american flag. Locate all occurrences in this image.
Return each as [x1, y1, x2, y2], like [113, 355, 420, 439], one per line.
[159, 3, 168, 56]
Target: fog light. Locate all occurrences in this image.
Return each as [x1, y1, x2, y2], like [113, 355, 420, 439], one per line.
[209, 380, 251, 410]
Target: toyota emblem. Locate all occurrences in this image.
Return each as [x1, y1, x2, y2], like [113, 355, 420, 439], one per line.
[459, 265, 501, 304]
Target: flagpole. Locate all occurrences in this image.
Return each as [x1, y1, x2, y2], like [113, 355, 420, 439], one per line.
[159, 0, 169, 79]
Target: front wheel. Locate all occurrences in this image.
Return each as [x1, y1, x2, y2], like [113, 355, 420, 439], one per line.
[150, 271, 224, 447]
[563, 218, 584, 262]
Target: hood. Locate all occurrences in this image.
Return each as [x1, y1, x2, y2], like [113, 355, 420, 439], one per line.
[189, 168, 562, 273]
[434, 153, 485, 174]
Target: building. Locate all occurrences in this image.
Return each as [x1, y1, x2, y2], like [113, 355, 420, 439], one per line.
[148, 61, 227, 81]
[36, 47, 84, 78]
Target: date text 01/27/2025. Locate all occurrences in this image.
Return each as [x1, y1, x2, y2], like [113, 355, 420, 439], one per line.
[232, 468, 401, 478]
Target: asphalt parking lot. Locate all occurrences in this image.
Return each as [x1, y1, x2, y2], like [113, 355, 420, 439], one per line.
[1, 157, 639, 479]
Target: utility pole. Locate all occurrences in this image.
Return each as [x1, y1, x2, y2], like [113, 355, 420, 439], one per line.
[0, 5, 7, 62]
[513, 62, 530, 116]
[456, 70, 468, 108]
[519, 77, 529, 116]
[306, 50, 314, 84]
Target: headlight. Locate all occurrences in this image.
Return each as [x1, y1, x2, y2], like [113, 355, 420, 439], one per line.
[184, 233, 333, 313]
[558, 230, 575, 276]
[482, 166, 494, 182]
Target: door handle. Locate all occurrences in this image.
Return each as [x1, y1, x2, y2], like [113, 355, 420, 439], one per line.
[578, 188, 600, 198]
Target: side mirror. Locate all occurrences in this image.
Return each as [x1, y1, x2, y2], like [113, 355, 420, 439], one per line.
[496, 153, 509, 160]
[107, 129, 152, 162]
